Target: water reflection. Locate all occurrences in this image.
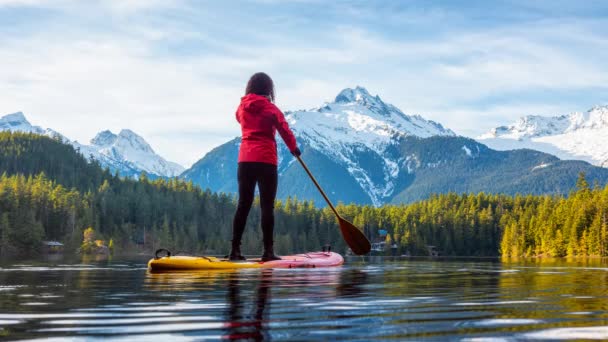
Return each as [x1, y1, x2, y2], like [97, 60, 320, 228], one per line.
[336, 269, 368, 297]
[144, 267, 345, 340]
[224, 270, 272, 341]
[1, 257, 608, 340]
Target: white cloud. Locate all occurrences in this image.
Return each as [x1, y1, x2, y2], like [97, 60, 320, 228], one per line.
[102, 0, 183, 14]
[0, 31, 246, 166]
[1, 2, 607, 167]
[424, 103, 581, 138]
[0, 0, 50, 6]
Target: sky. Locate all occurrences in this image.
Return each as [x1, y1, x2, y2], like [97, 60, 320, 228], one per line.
[1, 0, 607, 167]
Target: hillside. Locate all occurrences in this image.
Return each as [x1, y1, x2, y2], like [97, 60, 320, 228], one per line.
[0, 131, 109, 191]
[2, 131, 608, 259]
[182, 88, 608, 205]
[478, 106, 608, 168]
[0, 112, 184, 177]
[0, 132, 345, 255]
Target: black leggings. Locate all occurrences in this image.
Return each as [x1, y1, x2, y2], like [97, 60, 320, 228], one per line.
[232, 162, 278, 250]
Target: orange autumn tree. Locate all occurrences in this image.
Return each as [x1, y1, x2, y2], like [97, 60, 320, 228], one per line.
[80, 227, 96, 254]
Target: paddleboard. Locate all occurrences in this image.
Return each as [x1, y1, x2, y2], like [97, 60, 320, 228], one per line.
[148, 251, 344, 271]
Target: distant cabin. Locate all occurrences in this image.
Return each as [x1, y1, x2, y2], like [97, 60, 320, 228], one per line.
[371, 241, 386, 253]
[426, 245, 441, 257]
[42, 241, 64, 253]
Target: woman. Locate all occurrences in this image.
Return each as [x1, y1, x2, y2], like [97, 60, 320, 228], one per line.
[230, 72, 300, 261]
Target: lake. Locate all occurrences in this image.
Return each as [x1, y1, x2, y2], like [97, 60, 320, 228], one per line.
[1, 256, 607, 341]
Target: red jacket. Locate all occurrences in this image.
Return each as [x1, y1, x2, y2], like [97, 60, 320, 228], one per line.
[236, 94, 298, 165]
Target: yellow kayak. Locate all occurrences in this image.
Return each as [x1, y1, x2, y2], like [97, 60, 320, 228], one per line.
[148, 251, 344, 271]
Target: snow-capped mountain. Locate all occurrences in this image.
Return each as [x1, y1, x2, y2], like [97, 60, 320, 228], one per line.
[183, 87, 608, 205]
[77, 129, 184, 177]
[478, 106, 608, 167]
[183, 87, 455, 205]
[0, 112, 67, 142]
[0, 112, 184, 177]
[186, 86, 518, 206]
[282, 86, 454, 205]
[288, 86, 453, 147]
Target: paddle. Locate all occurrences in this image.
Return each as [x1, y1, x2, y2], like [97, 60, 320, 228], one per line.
[296, 155, 371, 255]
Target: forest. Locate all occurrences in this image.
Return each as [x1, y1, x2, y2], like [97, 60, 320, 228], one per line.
[0, 132, 607, 257]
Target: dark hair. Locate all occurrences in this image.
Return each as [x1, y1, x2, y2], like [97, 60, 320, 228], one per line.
[245, 72, 275, 102]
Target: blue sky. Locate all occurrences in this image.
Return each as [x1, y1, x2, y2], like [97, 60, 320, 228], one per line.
[1, 0, 607, 166]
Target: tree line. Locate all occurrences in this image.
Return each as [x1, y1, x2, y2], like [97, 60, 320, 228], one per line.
[0, 171, 344, 255]
[1, 132, 607, 257]
[337, 173, 607, 257]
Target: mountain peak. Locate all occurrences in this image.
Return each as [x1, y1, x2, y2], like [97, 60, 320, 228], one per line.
[334, 86, 375, 103]
[86, 128, 182, 176]
[1, 111, 28, 122]
[119, 128, 137, 136]
[91, 130, 118, 146]
[0, 114, 183, 177]
[478, 104, 608, 168]
[289, 86, 454, 149]
[585, 105, 608, 129]
[1, 111, 42, 134]
[1, 112, 30, 126]
[479, 105, 608, 140]
[91, 129, 152, 151]
[118, 129, 142, 141]
[117, 129, 153, 152]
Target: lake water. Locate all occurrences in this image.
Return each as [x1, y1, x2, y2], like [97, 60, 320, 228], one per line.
[1, 256, 607, 341]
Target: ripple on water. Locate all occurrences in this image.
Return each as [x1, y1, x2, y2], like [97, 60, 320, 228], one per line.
[21, 334, 217, 342]
[36, 322, 226, 334]
[20, 302, 52, 306]
[125, 302, 166, 306]
[0, 286, 21, 291]
[461, 338, 513, 342]
[1, 267, 114, 272]
[521, 326, 608, 340]
[39, 294, 63, 298]
[322, 305, 365, 311]
[453, 300, 537, 306]
[0, 312, 174, 319]
[76, 302, 227, 312]
[566, 311, 595, 315]
[471, 318, 544, 327]
[465, 268, 520, 274]
[44, 315, 217, 325]
[2, 259, 607, 340]
[306, 297, 428, 307]
[57, 264, 95, 267]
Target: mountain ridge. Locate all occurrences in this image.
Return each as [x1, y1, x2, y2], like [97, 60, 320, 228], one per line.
[182, 87, 608, 205]
[478, 105, 608, 167]
[282, 86, 454, 205]
[0, 111, 184, 177]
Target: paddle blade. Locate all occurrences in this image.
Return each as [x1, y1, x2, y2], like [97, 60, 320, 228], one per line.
[338, 217, 371, 255]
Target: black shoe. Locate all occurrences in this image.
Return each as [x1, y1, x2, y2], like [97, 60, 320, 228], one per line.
[261, 250, 281, 262]
[228, 246, 246, 261]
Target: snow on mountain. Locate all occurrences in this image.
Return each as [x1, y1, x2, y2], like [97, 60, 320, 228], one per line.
[0, 112, 68, 142]
[81, 129, 184, 177]
[0, 112, 184, 177]
[183, 88, 608, 205]
[288, 86, 454, 149]
[283, 86, 455, 205]
[478, 106, 608, 167]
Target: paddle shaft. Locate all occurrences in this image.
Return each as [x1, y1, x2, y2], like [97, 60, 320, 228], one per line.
[296, 156, 340, 218]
